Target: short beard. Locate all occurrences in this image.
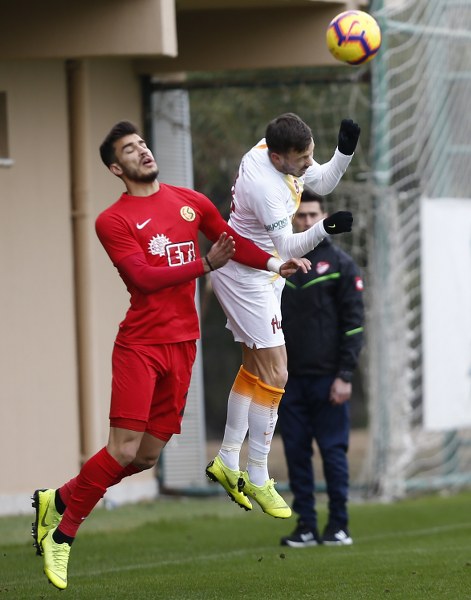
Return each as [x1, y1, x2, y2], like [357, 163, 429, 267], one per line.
[138, 168, 159, 183]
[121, 164, 159, 183]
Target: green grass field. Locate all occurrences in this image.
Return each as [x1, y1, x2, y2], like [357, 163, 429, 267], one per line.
[1, 489, 470, 599]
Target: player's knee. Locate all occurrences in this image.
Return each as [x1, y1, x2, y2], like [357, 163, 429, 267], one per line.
[273, 366, 288, 390]
[262, 375, 287, 390]
[133, 456, 158, 471]
[111, 446, 137, 467]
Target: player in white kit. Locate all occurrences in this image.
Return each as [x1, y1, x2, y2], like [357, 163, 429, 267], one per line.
[206, 113, 360, 517]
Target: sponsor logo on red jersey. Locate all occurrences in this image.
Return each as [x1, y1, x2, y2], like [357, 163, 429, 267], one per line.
[148, 234, 171, 256]
[167, 241, 196, 266]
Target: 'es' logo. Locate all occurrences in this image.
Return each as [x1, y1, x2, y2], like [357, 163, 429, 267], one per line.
[271, 315, 282, 335]
[167, 241, 196, 266]
[180, 206, 196, 222]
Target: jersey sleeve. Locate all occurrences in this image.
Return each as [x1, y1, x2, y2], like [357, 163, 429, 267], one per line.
[336, 255, 365, 372]
[304, 149, 352, 195]
[117, 252, 205, 294]
[95, 211, 142, 265]
[96, 211, 207, 293]
[196, 193, 273, 270]
[271, 221, 328, 261]
[240, 178, 328, 260]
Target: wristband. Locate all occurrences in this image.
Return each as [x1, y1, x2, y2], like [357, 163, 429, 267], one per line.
[267, 257, 282, 274]
[204, 256, 215, 271]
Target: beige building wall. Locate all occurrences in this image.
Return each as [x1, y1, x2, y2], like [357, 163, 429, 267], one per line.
[0, 61, 79, 510]
[137, 5, 345, 74]
[0, 0, 177, 59]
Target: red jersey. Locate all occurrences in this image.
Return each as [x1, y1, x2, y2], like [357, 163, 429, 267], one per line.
[95, 183, 271, 344]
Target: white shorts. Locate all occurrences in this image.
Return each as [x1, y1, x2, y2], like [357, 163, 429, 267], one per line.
[210, 265, 286, 349]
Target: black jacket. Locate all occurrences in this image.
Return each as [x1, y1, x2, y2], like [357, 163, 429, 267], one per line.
[281, 238, 364, 379]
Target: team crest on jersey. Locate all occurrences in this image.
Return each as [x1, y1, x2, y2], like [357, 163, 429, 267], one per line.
[355, 276, 364, 291]
[180, 206, 196, 222]
[148, 234, 171, 256]
[316, 261, 330, 275]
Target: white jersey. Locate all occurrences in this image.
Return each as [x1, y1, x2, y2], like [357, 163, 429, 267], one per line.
[212, 138, 353, 348]
[219, 138, 352, 283]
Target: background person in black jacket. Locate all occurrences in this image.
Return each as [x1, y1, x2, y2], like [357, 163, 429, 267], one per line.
[279, 188, 364, 548]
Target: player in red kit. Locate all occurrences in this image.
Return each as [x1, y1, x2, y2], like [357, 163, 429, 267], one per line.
[31, 121, 309, 590]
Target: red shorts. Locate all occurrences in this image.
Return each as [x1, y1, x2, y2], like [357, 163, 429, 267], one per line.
[109, 340, 197, 441]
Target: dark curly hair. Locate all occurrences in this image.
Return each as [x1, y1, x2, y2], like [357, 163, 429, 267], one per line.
[99, 121, 139, 167]
[265, 113, 313, 154]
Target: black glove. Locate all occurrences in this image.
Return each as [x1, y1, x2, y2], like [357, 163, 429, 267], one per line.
[323, 211, 353, 234]
[337, 119, 361, 155]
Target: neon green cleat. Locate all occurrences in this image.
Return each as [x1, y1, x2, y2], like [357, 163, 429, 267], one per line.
[31, 489, 62, 556]
[42, 527, 71, 590]
[239, 472, 292, 519]
[206, 456, 252, 511]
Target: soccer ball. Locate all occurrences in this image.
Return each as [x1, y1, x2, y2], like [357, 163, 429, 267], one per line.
[326, 10, 381, 66]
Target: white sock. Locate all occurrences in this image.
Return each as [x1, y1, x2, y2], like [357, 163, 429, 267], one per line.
[246, 380, 283, 486]
[218, 366, 258, 471]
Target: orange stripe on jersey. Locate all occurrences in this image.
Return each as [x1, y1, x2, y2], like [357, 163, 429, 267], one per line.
[255, 143, 268, 149]
[232, 365, 259, 396]
[252, 379, 284, 408]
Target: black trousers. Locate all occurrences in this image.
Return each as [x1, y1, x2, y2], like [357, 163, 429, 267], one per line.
[279, 374, 350, 530]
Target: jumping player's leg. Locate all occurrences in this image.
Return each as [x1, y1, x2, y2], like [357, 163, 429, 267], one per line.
[42, 427, 168, 546]
[51, 340, 179, 541]
[57, 429, 149, 540]
[209, 270, 290, 516]
[236, 344, 291, 518]
[34, 430, 156, 553]
[38, 340, 192, 589]
[218, 365, 258, 470]
[42, 429, 168, 589]
[32, 445, 144, 557]
[241, 344, 287, 484]
[206, 365, 257, 510]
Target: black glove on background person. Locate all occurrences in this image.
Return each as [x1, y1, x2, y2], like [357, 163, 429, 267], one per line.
[323, 211, 353, 234]
[337, 119, 361, 155]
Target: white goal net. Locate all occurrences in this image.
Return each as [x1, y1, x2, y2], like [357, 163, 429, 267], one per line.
[361, 0, 471, 498]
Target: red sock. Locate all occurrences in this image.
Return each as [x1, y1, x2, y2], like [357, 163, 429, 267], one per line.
[57, 462, 139, 507]
[57, 447, 134, 538]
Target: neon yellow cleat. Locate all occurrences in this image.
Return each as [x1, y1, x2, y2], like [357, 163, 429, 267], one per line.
[31, 489, 62, 556]
[42, 527, 71, 590]
[239, 472, 292, 519]
[206, 456, 252, 511]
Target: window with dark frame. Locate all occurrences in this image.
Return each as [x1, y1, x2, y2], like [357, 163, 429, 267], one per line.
[0, 92, 11, 163]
